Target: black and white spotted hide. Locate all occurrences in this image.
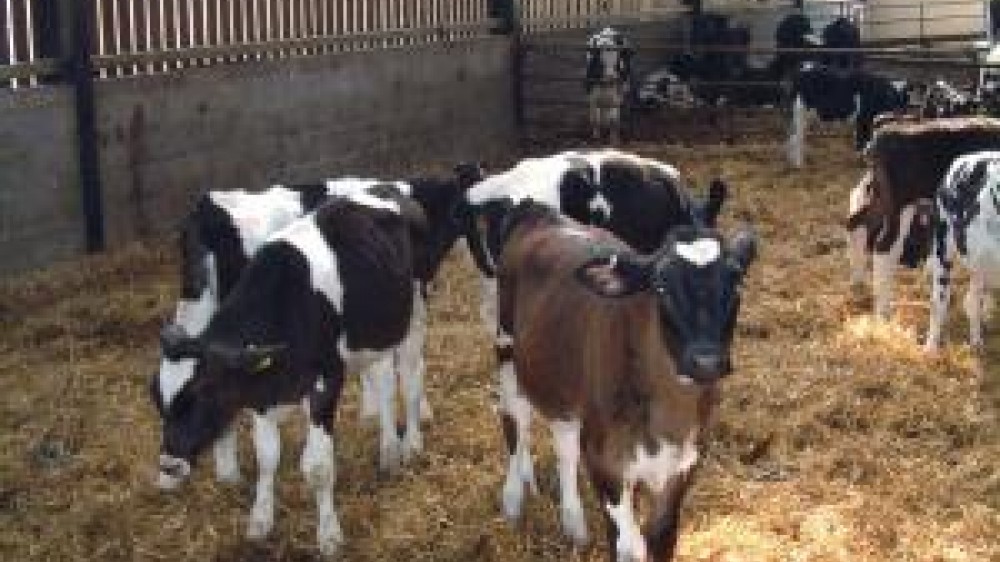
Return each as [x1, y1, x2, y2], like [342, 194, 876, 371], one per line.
[925, 151, 1000, 351]
[921, 80, 980, 118]
[586, 27, 632, 144]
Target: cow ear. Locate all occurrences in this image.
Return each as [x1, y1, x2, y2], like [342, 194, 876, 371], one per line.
[729, 228, 758, 273]
[160, 324, 203, 360]
[453, 162, 484, 190]
[574, 252, 650, 298]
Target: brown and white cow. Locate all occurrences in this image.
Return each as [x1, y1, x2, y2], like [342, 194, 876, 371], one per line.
[493, 201, 757, 562]
[846, 117, 1000, 318]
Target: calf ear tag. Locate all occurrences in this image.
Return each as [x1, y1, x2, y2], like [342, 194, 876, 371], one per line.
[254, 355, 273, 374]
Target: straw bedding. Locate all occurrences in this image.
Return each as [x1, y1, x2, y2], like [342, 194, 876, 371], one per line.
[0, 129, 997, 562]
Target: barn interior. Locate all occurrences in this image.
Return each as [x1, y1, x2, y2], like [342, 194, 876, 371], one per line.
[1, 1, 999, 561]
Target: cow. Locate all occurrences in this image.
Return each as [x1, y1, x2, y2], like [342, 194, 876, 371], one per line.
[920, 79, 981, 118]
[492, 200, 757, 561]
[456, 149, 727, 339]
[925, 151, 1000, 351]
[154, 194, 421, 556]
[160, 183, 333, 483]
[586, 27, 633, 144]
[152, 165, 482, 482]
[846, 118, 1000, 319]
[787, 64, 914, 168]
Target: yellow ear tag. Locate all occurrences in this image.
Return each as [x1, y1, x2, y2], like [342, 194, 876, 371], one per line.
[255, 355, 273, 373]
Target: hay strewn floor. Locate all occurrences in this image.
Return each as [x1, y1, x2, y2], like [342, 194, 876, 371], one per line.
[1, 133, 997, 562]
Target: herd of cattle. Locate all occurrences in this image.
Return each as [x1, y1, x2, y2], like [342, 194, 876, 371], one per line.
[586, 13, 990, 169]
[146, 116, 1000, 559]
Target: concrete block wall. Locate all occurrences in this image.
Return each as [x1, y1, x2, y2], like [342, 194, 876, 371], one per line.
[0, 36, 517, 274]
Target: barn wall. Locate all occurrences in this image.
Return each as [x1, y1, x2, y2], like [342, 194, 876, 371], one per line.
[0, 36, 516, 274]
[0, 87, 85, 274]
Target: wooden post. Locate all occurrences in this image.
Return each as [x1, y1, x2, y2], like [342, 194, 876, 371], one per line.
[489, 0, 525, 141]
[59, 0, 105, 252]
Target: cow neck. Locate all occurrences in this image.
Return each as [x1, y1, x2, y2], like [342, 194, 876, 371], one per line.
[621, 295, 714, 447]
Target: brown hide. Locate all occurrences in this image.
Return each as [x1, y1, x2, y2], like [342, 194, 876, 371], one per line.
[497, 218, 709, 479]
[861, 118, 1000, 253]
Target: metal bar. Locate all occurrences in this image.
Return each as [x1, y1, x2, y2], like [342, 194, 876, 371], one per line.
[0, 56, 59, 80]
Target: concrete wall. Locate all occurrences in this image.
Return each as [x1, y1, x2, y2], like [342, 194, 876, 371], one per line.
[0, 87, 85, 274]
[0, 36, 517, 274]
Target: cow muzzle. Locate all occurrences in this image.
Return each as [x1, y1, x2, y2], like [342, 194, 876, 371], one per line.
[156, 454, 192, 490]
[682, 345, 731, 383]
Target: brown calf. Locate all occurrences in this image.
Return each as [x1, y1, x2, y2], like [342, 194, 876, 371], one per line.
[494, 202, 756, 562]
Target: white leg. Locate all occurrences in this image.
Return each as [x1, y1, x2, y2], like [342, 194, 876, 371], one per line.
[925, 240, 953, 352]
[359, 370, 379, 424]
[212, 423, 242, 484]
[398, 286, 426, 461]
[965, 272, 987, 349]
[373, 358, 401, 475]
[498, 354, 536, 522]
[480, 275, 499, 336]
[247, 411, 281, 540]
[550, 419, 588, 546]
[787, 95, 806, 169]
[873, 205, 915, 320]
[606, 481, 646, 562]
[847, 173, 873, 289]
[301, 421, 343, 557]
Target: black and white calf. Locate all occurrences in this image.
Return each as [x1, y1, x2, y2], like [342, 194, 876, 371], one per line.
[787, 64, 912, 168]
[160, 184, 332, 484]
[586, 27, 632, 144]
[458, 149, 726, 360]
[154, 194, 418, 556]
[925, 151, 1000, 351]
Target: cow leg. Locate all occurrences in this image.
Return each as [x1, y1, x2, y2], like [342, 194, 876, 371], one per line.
[247, 410, 282, 540]
[212, 423, 241, 483]
[643, 474, 693, 562]
[498, 348, 537, 522]
[550, 419, 588, 546]
[303, 375, 346, 557]
[609, 105, 621, 146]
[847, 173, 873, 290]
[480, 275, 499, 336]
[372, 357, 402, 476]
[398, 286, 426, 461]
[358, 370, 379, 424]
[925, 221, 954, 352]
[873, 204, 917, 319]
[965, 272, 987, 350]
[787, 95, 807, 169]
[604, 480, 645, 562]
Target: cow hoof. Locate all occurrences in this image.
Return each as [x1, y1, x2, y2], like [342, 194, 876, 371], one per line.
[317, 523, 344, 558]
[419, 397, 434, 422]
[922, 341, 941, 355]
[215, 467, 242, 485]
[561, 507, 589, 546]
[501, 482, 525, 523]
[246, 514, 274, 540]
[401, 431, 423, 463]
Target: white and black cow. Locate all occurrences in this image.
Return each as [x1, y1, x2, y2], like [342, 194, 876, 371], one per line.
[152, 166, 481, 482]
[846, 118, 1000, 319]
[493, 200, 757, 561]
[920, 79, 981, 118]
[925, 151, 1000, 351]
[154, 193, 421, 556]
[586, 27, 633, 144]
[457, 149, 727, 338]
[161, 184, 333, 483]
[787, 64, 913, 168]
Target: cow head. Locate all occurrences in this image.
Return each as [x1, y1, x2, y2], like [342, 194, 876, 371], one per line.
[150, 324, 286, 489]
[586, 27, 632, 89]
[574, 226, 757, 384]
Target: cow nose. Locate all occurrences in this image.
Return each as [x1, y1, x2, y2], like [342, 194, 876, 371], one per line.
[692, 353, 724, 374]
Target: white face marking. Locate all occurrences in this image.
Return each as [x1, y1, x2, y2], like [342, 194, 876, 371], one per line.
[675, 238, 721, 267]
[588, 192, 612, 219]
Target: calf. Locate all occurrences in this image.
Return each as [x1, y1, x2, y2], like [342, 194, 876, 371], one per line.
[458, 149, 726, 337]
[162, 184, 332, 483]
[925, 151, 1000, 350]
[586, 27, 633, 144]
[787, 64, 913, 168]
[154, 195, 418, 556]
[846, 118, 1000, 318]
[494, 201, 757, 561]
